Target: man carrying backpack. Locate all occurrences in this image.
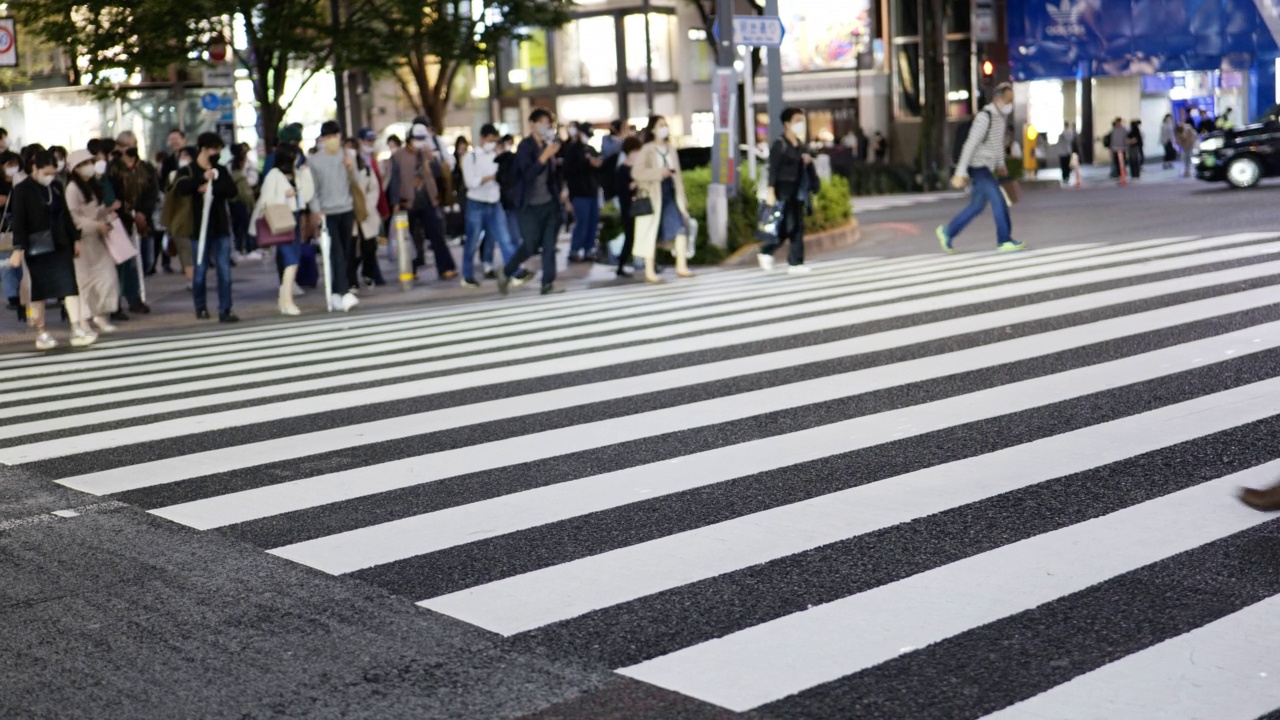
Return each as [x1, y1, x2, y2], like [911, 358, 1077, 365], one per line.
[937, 82, 1026, 254]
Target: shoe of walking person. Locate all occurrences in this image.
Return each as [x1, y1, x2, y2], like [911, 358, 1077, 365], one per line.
[341, 292, 360, 312]
[758, 254, 775, 272]
[460, 277, 481, 289]
[1240, 481, 1280, 511]
[70, 326, 98, 347]
[35, 331, 58, 351]
[92, 316, 118, 334]
[219, 311, 240, 323]
[541, 284, 565, 295]
[129, 300, 151, 314]
[109, 310, 130, 323]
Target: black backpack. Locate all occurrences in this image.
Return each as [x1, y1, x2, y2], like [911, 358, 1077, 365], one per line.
[495, 152, 519, 210]
[599, 153, 621, 201]
[952, 106, 995, 166]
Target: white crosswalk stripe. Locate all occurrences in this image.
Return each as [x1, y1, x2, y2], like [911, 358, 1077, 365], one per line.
[5, 232, 1280, 718]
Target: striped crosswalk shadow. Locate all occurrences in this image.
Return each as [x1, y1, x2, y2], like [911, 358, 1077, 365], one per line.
[5, 233, 1280, 718]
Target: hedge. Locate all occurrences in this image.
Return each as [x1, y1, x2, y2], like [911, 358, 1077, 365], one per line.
[599, 166, 854, 266]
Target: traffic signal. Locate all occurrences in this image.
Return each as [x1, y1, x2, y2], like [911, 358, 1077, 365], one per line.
[981, 59, 995, 77]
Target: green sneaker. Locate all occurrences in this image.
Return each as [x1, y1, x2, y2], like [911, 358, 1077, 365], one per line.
[936, 226, 955, 254]
[997, 240, 1027, 252]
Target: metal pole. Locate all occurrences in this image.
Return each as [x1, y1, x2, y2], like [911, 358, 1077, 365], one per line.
[643, 0, 655, 113]
[330, 0, 347, 135]
[743, 47, 757, 181]
[764, 0, 783, 143]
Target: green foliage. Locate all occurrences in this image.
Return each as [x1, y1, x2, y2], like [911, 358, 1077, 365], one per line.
[809, 175, 853, 234]
[1006, 156, 1026, 180]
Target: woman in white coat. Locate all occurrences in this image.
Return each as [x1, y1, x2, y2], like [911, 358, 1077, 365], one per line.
[631, 115, 694, 284]
[65, 149, 122, 333]
[250, 143, 314, 315]
[347, 138, 386, 287]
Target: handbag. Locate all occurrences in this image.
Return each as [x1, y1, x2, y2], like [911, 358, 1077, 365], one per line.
[630, 195, 654, 217]
[255, 217, 295, 247]
[756, 203, 782, 243]
[104, 217, 138, 264]
[26, 229, 55, 256]
[264, 203, 297, 234]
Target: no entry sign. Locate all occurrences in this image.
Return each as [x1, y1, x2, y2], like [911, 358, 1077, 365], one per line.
[0, 19, 17, 68]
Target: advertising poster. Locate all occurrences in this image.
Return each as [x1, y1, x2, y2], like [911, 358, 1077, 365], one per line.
[1007, 0, 1280, 80]
[777, 0, 875, 73]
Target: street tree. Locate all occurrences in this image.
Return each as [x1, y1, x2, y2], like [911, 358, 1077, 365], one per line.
[364, 0, 573, 130]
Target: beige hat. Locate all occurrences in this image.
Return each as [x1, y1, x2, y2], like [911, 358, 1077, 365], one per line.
[67, 148, 94, 171]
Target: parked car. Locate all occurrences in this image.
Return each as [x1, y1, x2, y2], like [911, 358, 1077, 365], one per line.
[1194, 105, 1280, 188]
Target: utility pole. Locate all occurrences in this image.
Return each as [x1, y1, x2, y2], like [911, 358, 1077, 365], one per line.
[330, 0, 348, 135]
[707, 0, 737, 248]
[643, 0, 655, 113]
[764, 0, 783, 143]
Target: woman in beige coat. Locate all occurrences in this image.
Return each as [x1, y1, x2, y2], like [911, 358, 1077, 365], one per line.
[65, 148, 121, 333]
[631, 115, 693, 284]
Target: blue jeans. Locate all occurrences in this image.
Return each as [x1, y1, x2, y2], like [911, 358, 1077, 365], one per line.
[193, 235, 233, 314]
[944, 167, 1012, 246]
[570, 196, 599, 256]
[1, 252, 20, 300]
[505, 209, 523, 253]
[463, 200, 517, 281]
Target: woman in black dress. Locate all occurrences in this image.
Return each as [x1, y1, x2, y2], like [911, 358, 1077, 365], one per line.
[6, 151, 96, 350]
[614, 135, 643, 278]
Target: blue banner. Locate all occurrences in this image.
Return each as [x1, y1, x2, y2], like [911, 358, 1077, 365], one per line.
[1008, 0, 1280, 80]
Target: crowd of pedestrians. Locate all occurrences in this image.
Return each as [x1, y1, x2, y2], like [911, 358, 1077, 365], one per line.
[2, 105, 829, 351]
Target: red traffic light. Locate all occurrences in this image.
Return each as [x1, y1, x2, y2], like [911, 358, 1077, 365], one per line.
[981, 60, 995, 76]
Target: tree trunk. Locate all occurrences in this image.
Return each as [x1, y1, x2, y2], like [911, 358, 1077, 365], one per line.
[919, 0, 946, 189]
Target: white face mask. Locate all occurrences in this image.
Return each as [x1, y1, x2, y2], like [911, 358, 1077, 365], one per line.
[76, 165, 95, 179]
[482, 141, 497, 153]
[655, 126, 670, 141]
[792, 121, 807, 137]
[538, 124, 556, 142]
[178, 158, 191, 168]
[999, 101, 1014, 116]
[37, 173, 55, 186]
[344, 148, 357, 159]
[93, 160, 107, 176]
[4, 166, 17, 178]
[410, 139, 425, 150]
[55, 160, 65, 172]
[361, 143, 375, 154]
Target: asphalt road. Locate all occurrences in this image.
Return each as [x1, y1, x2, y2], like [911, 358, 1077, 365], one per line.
[4, 172, 1280, 720]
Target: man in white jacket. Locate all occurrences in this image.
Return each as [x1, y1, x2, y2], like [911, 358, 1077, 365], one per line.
[460, 124, 524, 288]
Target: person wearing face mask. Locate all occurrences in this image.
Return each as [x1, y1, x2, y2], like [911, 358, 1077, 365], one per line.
[614, 135, 644, 278]
[356, 128, 390, 220]
[562, 121, 604, 263]
[938, 83, 1025, 254]
[305, 120, 361, 312]
[388, 122, 458, 280]
[459, 124, 527, 289]
[494, 134, 524, 275]
[250, 143, 313, 315]
[65, 149, 124, 334]
[159, 146, 198, 284]
[345, 137, 387, 289]
[760, 108, 818, 274]
[631, 115, 694, 284]
[496, 108, 565, 296]
[228, 143, 259, 261]
[8, 152, 96, 349]
[0, 151, 22, 317]
[108, 135, 158, 314]
[174, 132, 239, 322]
[48, 146, 67, 180]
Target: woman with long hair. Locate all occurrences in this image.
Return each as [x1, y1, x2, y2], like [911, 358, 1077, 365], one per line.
[346, 137, 386, 288]
[250, 142, 313, 315]
[630, 115, 693, 284]
[65, 148, 122, 333]
[7, 151, 97, 349]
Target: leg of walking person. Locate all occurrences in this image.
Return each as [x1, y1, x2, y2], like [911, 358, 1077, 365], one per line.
[461, 200, 485, 284]
[1059, 154, 1071, 183]
[785, 198, 805, 268]
[423, 203, 457, 278]
[209, 235, 235, 320]
[325, 211, 354, 300]
[617, 214, 636, 276]
[939, 175, 991, 250]
[533, 202, 560, 291]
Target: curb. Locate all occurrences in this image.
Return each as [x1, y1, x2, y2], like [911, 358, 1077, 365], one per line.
[722, 221, 863, 267]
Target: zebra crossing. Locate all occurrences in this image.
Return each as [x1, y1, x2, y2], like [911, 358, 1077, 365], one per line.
[4, 232, 1280, 718]
[853, 190, 965, 214]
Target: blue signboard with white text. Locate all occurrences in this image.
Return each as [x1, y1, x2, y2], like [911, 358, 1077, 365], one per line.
[1007, 0, 1280, 80]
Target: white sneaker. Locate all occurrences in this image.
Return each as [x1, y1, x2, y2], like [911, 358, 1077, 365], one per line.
[35, 331, 57, 351]
[184, 281, 193, 291]
[328, 294, 343, 312]
[279, 303, 301, 316]
[247, 250, 265, 261]
[758, 254, 775, 272]
[93, 316, 118, 333]
[70, 327, 98, 348]
[230, 251, 244, 263]
[787, 264, 812, 275]
[340, 292, 360, 312]
[292, 282, 305, 297]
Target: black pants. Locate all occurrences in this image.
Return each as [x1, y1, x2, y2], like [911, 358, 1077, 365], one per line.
[409, 203, 457, 277]
[506, 201, 559, 287]
[1163, 142, 1177, 164]
[1129, 151, 1143, 179]
[760, 198, 805, 267]
[617, 213, 636, 272]
[355, 224, 386, 285]
[325, 211, 354, 296]
[1059, 154, 1072, 182]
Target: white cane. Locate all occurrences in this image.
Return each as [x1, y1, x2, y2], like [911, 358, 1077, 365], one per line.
[132, 227, 147, 303]
[195, 171, 215, 268]
[318, 217, 333, 312]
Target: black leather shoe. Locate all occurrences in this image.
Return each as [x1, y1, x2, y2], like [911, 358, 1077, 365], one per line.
[219, 311, 240, 323]
[540, 284, 565, 295]
[196, 308, 211, 320]
[109, 310, 130, 322]
[129, 301, 151, 314]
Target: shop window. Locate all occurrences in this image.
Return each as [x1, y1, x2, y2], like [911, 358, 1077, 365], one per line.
[690, 39, 714, 83]
[624, 13, 674, 83]
[896, 42, 922, 118]
[557, 16, 619, 88]
[946, 39, 973, 118]
[894, 0, 920, 39]
[507, 30, 551, 89]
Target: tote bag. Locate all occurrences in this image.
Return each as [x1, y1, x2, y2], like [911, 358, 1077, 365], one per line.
[255, 217, 295, 247]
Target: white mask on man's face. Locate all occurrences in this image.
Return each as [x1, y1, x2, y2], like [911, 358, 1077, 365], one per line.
[482, 141, 497, 153]
[792, 121, 807, 137]
[655, 127, 670, 141]
[55, 160, 66, 172]
[36, 173, 55, 187]
[93, 160, 108, 176]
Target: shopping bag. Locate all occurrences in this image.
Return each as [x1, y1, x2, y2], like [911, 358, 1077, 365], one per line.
[756, 203, 782, 243]
[264, 203, 297, 234]
[104, 217, 139, 264]
[255, 218, 295, 247]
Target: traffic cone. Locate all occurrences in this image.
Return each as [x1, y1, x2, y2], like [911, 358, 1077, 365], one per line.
[1118, 152, 1128, 186]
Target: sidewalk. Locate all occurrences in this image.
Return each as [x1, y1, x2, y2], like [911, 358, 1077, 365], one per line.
[1033, 161, 1192, 186]
[0, 237, 696, 350]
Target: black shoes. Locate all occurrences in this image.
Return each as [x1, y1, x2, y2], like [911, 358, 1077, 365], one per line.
[129, 301, 151, 314]
[541, 284, 565, 295]
[196, 308, 211, 320]
[219, 311, 240, 323]
[109, 310, 130, 323]
[617, 266, 635, 278]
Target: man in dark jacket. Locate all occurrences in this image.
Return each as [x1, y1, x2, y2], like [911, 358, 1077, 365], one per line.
[109, 133, 159, 313]
[175, 132, 238, 322]
[497, 108, 564, 296]
[561, 121, 603, 262]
